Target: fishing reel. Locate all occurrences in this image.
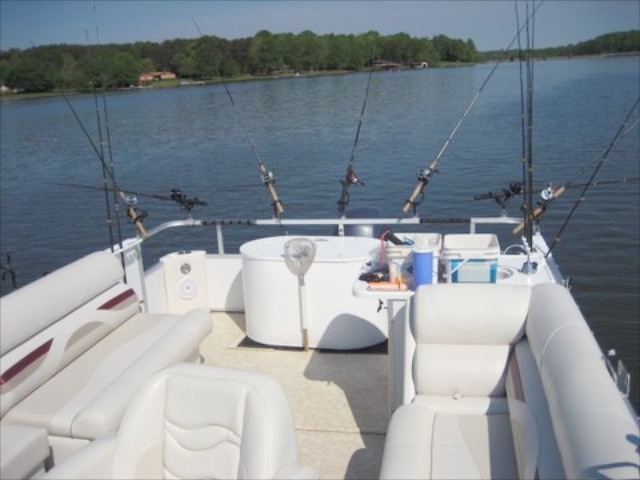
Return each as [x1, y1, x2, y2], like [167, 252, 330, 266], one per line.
[337, 165, 364, 215]
[417, 165, 438, 184]
[474, 181, 523, 209]
[343, 165, 364, 187]
[539, 184, 557, 202]
[260, 169, 276, 185]
[170, 189, 208, 214]
[121, 193, 148, 227]
[123, 194, 139, 207]
[527, 183, 559, 218]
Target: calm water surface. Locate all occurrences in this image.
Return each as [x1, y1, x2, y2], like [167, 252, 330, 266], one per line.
[1, 56, 639, 408]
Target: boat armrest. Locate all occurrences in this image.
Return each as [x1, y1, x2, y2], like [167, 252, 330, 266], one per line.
[41, 433, 116, 480]
[1, 424, 52, 480]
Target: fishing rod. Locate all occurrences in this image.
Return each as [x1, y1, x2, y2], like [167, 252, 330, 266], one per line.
[88, 5, 126, 247]
[510, 99, 640, 235]
[401, 0, 545, 215]
[545, 97, 640, 255]
[337, 66, 373, 216]
[62, 95, 149, 238]
[519, 0, 536, 250]
[475, 177, 639, 207]
[61, 183, 207, 214]
[222, 82, 284, 217]
[192, 18, 284, 217]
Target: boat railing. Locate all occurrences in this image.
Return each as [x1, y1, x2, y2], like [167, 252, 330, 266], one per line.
[112, 215, 522, 256]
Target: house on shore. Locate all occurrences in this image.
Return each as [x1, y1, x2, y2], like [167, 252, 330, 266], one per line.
[139, 71, 177, 83]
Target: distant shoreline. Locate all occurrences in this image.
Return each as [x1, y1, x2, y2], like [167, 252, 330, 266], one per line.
[2, 52, 638, 101]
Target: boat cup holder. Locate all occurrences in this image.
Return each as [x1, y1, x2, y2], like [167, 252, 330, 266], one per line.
[497, 266, 516, 281]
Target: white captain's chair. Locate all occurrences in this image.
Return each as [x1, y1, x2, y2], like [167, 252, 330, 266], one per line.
[42, 363, 319, 480]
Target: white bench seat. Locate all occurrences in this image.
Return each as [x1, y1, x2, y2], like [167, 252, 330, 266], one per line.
[3, 309, 210, 440]
[0, 251, 212, 472]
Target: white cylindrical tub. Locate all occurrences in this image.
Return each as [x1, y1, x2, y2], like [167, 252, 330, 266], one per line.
[240, 236, 387, 349]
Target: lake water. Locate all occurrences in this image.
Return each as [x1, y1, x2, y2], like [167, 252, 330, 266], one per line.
[1, 55, 639, 409]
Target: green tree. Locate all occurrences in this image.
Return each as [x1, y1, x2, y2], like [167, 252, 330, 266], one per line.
[76, 49, 140, 89]
[175, 52, 197, 78]
[326, 34, 352, 70]
[249, 30, 283, 74]
[4, 55, 56, 92]
[411, 37, 440, 66]
[220, 57, 241, 77]
[107, 51, 140, 87]
[189, 36, 221, 78]
[60, 53, 84, 88]
[139, 58, 156, 73]
[296, 30, 327, 71]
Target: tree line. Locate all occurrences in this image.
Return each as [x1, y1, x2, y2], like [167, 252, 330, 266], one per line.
[0, 30, 478, 93]
[481, 30, 639, 61]
[1, 29, 637, 94]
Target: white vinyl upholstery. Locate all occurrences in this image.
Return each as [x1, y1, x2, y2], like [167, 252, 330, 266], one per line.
[381, 282, 640, 480]
[524, 284, 640, 480]
[505, 339, 565, 479]
[3, 310, 211, 440]
[0, 251, 123, 356]
[411, 283, 530, 398]
[380, 284, 531, 480]
[42, 364, 319, 480]
[0, 424, 51, 480]
[1, 250, 212, 467]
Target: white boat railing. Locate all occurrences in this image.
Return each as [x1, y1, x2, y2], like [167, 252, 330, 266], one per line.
[110, 214, 559, 315]
[113, 215, 522, 256]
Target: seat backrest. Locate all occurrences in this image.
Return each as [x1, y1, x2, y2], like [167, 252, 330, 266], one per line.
[411, 284, 530, 398]
[1, 251, 138, 417]
[111, 363, 300, 480]
[525, 284, 640, 480]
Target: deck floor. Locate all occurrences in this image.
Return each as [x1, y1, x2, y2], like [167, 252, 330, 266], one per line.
[199, 312, 389, 480]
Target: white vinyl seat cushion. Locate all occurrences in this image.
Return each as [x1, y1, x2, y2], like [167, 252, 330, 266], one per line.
[380, 284, 530, 480]
[3, 309, 211, 440]
[42, 363, 319, 480]
[380, 398, 517, 480]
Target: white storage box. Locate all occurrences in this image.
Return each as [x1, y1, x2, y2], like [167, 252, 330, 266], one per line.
[441, 234, 500, 283]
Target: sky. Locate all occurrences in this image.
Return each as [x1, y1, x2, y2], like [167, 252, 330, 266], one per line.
[1, 0, 639, 53]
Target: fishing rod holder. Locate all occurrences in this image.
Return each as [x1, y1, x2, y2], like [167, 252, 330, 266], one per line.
[403, 166, 440, 216]
[128, 208, 147, 225]
[1, 254, 18, 289]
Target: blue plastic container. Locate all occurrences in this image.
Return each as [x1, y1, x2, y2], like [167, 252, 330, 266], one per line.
[413, 246, 433, 287]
